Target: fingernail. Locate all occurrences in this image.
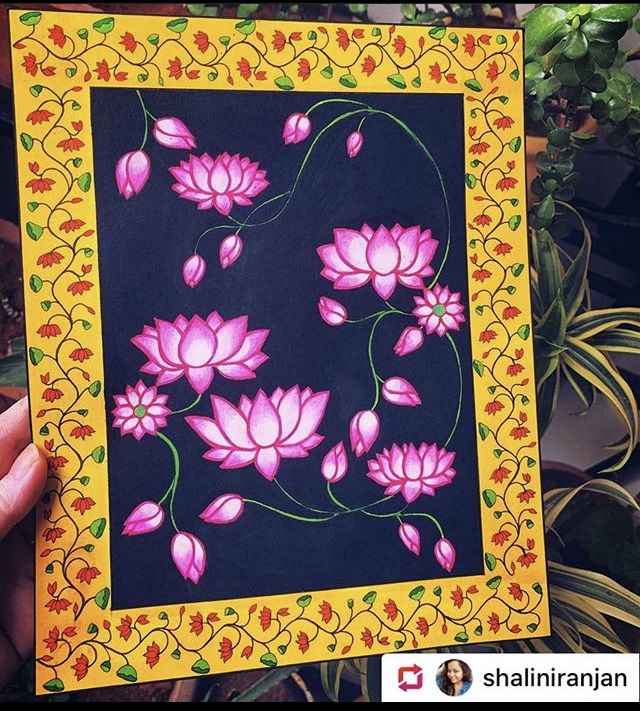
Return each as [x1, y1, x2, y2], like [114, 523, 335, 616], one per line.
[15, 443, 40, 478]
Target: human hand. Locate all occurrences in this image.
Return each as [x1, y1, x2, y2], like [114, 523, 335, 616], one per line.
[0, 398, 48, 688]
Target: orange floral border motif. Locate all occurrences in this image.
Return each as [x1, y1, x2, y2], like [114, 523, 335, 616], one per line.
[9, 10, 549, 694]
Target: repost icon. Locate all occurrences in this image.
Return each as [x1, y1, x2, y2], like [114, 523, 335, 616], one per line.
[398, 664, 423, 692]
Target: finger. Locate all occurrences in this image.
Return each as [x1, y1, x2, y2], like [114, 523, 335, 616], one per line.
[0, 443, 48, 541]
[0, 398, 31, 478]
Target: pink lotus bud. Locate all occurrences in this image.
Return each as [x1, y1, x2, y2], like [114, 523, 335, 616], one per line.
[171, 531, 206, 583]
[318, 296, 348, 326]
[434, 536, 456, 573]
[115, 150, 151, 199]
[219, 234, 243, 269]
[346, 130, 364, 158]
[153, 117, 196, 150]
[321, 441, 348, 483]
[283, 112, 311, 145]
[382, 377, 422, 407]
[349, 410, 380, 457]
[393, 326, 424, 356]
[122, 501, 164, 535]
[200, 493, 244, 524]
[398, 522, 421, 556]
[182, 254, 206, 288]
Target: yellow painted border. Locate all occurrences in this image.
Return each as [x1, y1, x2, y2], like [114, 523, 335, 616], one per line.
[9, 10, 549, 694]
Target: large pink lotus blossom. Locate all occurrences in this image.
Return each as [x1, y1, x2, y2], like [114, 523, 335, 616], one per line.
[112, 381, 170, 439]
[318, 223, 438, 300]
[367, 442, 456, 503]
[413, 285, 465, 337]
[132, 312, 269, 394]
[187, 386, 330, 481]
[169, 152, 269, 216]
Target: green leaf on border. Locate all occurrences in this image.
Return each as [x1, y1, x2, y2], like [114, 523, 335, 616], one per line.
[473, 360, 484, 377]
[77, 28, 88, 40]
[465, 173, 476, 189]
[296, 594, 312, 608]
[409, 585, 425, 601]
[43, 678, 64, 692]
[511, 263, 524, 277]
[454, 632, 469, 643]
[87, 623, 98, 634]
[478, 423, 490, 440]
[90, 517, 106, 538]
[362, 590, 377, 604]
[78, 173, 92, 192]
[29, 275, 43, 293]
[509, 215, 522, 231]
[485, 553, 497, 570]
[387, 73, 406, 89]
[411, 76, 422, 88]
[116, 664, 137, 682]
[89, 380, 101, 397]
[464, 78, 482, 92]
[429, 26, 446, 40]
[518, 325, 531, 340]
[92, 17, 115, 34]
[100, 660, 111, 672]
[191, 659, 210, 674]
[482, 489, 497, 508]
[167, 17, 188, 33]
[171, 649, 181, 659]
[29, 347, 43, 365]
[339, 74, 357, 89]
[147, 33, 159, 45]
[20, 11, 42, 26]
[235, 19, 256, 35]
[20, 133, 33, 151]
[91, 446, 105, 463]
[320, 66, 333, 79]
[260, 652, 277, 667]
[95, 587, 110, 609]
[274, 76, 294, 91]
[27, 222, 43, 240]
[487, 575, 502, 589]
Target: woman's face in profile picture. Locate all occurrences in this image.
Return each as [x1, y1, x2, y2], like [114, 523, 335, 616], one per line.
[447, 661, 464, 685]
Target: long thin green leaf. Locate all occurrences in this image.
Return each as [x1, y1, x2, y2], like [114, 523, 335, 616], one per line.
[320, 661, 345, 703]
[560, 361, 595, 415]
[569, 308, 640, 339]
[537, 366, 561, 435]
[588, 328, 640, 355]
[553, 593, 628, 652]
[549, 561, 640, 626]
[557, 200, 591, 321]
[230, 666, 299, 702]
[531, 228, 563, 315]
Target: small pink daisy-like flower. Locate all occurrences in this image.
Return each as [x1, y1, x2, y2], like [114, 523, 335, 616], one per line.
[112, 381, 170, 440]
[413, 284, 465, 337]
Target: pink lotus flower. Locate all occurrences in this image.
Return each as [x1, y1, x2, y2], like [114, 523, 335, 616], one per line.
[169, 152, 269, 216]
[434, 536, 456, 573]
[349, 410, 380, 456]
[346, 130, 363, 158]
[171, 532, 206, 583]
[153, 117, 196, 150]
[367, 442, 456, 503]
[413, 285, 465, 337]
[382, 377, 422, 407]
[219, 234, 243, 269]
[132, 312, 269, 394]
[187, 386, 330, 481]
[283, 113, 311, 144]
[183, 254, 206, 287]
[122, 501, 164, 535]
[318, 223, 438, 300]
[115, 150, 150, 199]
[112, 381, 170, 439]
[318, 296, 348, 326]
[393, 326, 424, 356]
[321, 441, 348, 483]
[398, 522, 420, 556]
[200, 493, 244, 524]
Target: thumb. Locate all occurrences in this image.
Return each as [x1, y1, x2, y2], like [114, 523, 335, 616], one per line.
[0, 443, 48, 541]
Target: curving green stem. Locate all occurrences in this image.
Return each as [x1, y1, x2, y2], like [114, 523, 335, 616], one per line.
[402, 511, 445, 537]
[306, 98, 372, 114]
[326, 482, 349, 510]
[244, 498, 337, 523]
[170, 392, 202, 416]
[157, 431, 180, 532]
[367, 308, 410, 409]
[444, 333, 463, 448]
[135, 89, 156, 151]
[275, 479, 334, 514]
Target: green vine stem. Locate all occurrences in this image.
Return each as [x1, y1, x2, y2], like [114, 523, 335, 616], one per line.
[156, 431, 181, 532]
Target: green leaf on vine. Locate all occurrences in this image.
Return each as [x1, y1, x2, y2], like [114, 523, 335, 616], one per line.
[517, 325, 531, 340]
[78, 409, 88, 416]
[167, 18, 188, 33]
[454, 632, 469, 643]
[79, 476, 90, 485]
[494, 511, 502, 519]
[411, 76, 422, 88]
[277, 645, 287, 654]
[387, 73, 406, 89]
[29, 347, 43, 366]
[347, 598, 354, 608]
[448, 32, 459, 44]
[493, 448, 502, 457]
[510, 69, 520, 81]
[509, 136, 522, 153]
[138, 73, 148, 83]
[260, 652, 277, 667]
[526, 457, 536, 467]
[100, 660, 111, 672]
[532, 582, 543, 594]
[511, 263, 524, 277]
[219, 36, 230, 45]
[475, 306, 484, 315]
[89, 380, 102, 397]
[84, 544, 94, 552]
[90, 517, 106, 538]
[77, 28, 88, 40]
[485, 553, 497, 571]
[362, 590, 377, 604]
[82, 320, 92, 330]
[78, 173, 92, 192]
[20, 11, 42, 26]
[488, 386, 496, 394]
[474, 625, 483, 635]
[235, 19, 256, 35]
[207, 71, 218, 81]
[509, 215, 521, 231]
[478, 423, 490, 441]
[87, 623, 98, 634]
[320, 66, 333, 79]
[116, 664, 137, 682]
[464, 173, 476, 189]
[482, 489, 497, 508]
[71, 101, 81, 110]
[45, 563, 53, 573]
[497, 34, 507, 44]
[486, 575, 502, 589]
[191, 659, 210, 674]
[307, 30, 317, 40]
[20, 133, 33, 151]
[73, 157, 82, 168]
[92, 17, 115, 34]
[525, 519, 534, 528]
[429, 26, 446, 40]
[171, 649, 181, 659]
[43, 678, 64, 692]
[224, 607, 236, 616]
[159, 611, 169, 620]
[464, 79, 482, 92]
[95, 587, 110, 609]
[147, 33, 159, 45]
[83, 248, 94, 257]
[65, 67, 77, 78]
[30, 85, 43, 97]
[522, 395, 530, 405]
[29, 275, 43, 293]
[26, 222, 43, 240]
[499, 95, 509, 104]
[39, 425, 49, 436]
[372, 27, 382, 36]
[394, 640, 405, 649]
[327, 643, 336, 652]
[527, 623, 538, 633]
[28, 202, 39, 211]
[473, 360, 484, 377]
[433, 586, 442, 596]
[409, 585, 425, 601]
[274, 76, 294, 91]
[296, 595, 312, 608]
[339, 74, 358, 89]
[506, 285, 517, 295]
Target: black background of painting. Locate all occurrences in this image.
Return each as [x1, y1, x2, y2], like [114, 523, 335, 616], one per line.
[91, 87, 482, 609]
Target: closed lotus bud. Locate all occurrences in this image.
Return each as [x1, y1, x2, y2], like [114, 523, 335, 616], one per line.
[318, 296, 348, 326]
[219, 234, 243, 269]
[346, 130, 364, 158]
[382, 376, 422, 407]
[115, 150, 151, 199]
[393, 326, 424, 356]
[283, 112, 311, 145]
[171, 531, 206, 583]
[122, 501, 164, 535]
[398, 522, 421, 556]
[200, 493, 244, 524]
[321, 441, 348, 483]
[349, 410, 380, 457]
[153, 117, 196, 150]
[434, 536, 456, 573]
[182, 254, 206, 288]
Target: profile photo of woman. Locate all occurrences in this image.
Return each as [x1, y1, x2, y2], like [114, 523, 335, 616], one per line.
[436, 659, 473, 697]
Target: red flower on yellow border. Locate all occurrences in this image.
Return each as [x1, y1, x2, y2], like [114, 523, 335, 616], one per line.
[518, 551, 538, 568]
[393, 36, 406, 56]
[38, 324, 62, 338]
[219, 637, 233, 662]
[190, 612, 204, 635]
[518, 488, 535, 503]
[237, 58, 251, 81]
[497, 176, 518, 191]
[120, 31, 137, 53]
[361, 627, 374, 648]
[72, 653, 89, 680]
[469, 141, 489, 155]
[507, 362, 525, 377]
[473, 214, 491, 226]
[491, 529, 511, 546]
[384, 599, 399, 621]
[472, 267, 492, 282]
[494, 241, 512, 255]
[487, 60, 500, 82]
[336, 28, 349, 50]
[491, 466, 511, 484]
[416, 617, 429, 637]
[429, 63, 442, 83]
[26, 109, 54, 125]
[451, 585, 464, 608]
[319, 601, 332, 624]
[297, 631, 310, 653]
[67, 280, 93, 296]
[480, 329, 497, 343]
[298, 58, 311, 81]
[503, 305, 522, 320]
[116, 615, 133, 640]
[488, 612, 500, 633]
[43, 526, 65, 543]
[494, 115, 515, 130]
[57, 137, 84, 152]
[144, 641, 161, 668]
[509, 582, 524, 601]
[48, 25, 66, 48]
[259, 606, 272, 631]
[71, 425, 95, 440]
[70, 347, 93, 362]
[76, 565, 100, 584]
[71, 496, 95, 514]
[194, 31, 209, 53]
[168, 57, 182, 79]
[463, 33, 475, 56]
[272, 30, 286, 52]
[37, 251, 63, 268]
[362, 55, 376, 76]
[510, 425, 530, 440]
[22, 53, 38, 76]
[485, 400, 504, 415]
[95, 59, 110, 81]
[44, 626, 60, 653]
